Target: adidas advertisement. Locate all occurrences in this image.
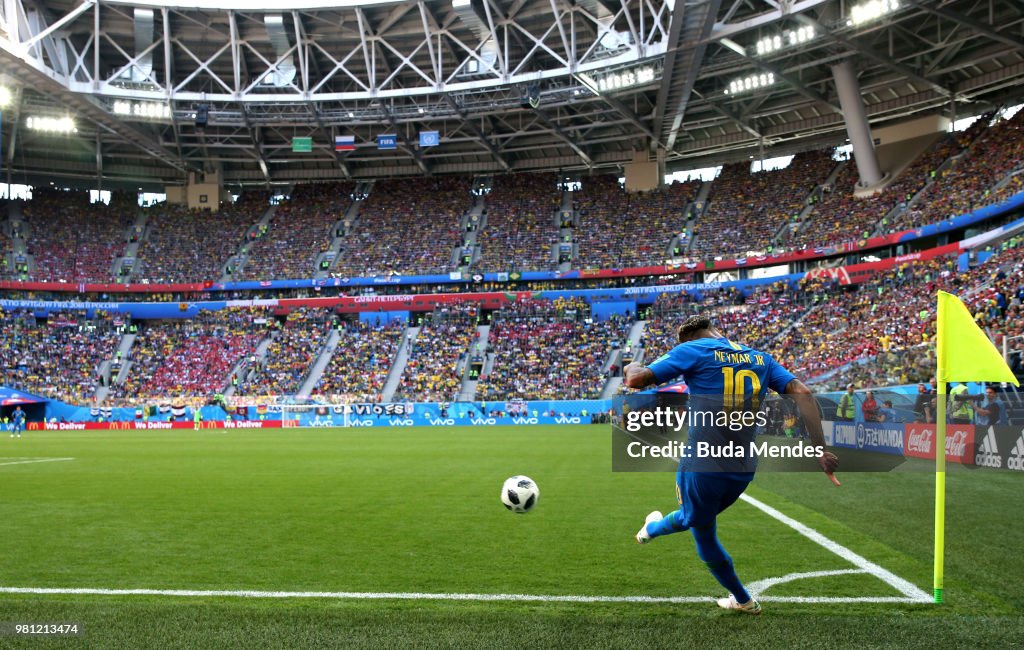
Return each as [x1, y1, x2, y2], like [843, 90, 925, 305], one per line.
[973, 427, 1024, 471]
[1009, 429, 1024, 472]
[975, 427, 1003, 469]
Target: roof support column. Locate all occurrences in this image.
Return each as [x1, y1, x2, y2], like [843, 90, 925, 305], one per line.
[832, 59, 883, 189]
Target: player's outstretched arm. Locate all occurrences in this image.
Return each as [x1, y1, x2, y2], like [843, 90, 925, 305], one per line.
[623, 363, 656, 389]
[785, 378, 841, 487]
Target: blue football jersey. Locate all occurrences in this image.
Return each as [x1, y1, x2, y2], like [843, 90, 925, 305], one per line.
[649, 336, 795, 398]
[648, 336, 796, 474]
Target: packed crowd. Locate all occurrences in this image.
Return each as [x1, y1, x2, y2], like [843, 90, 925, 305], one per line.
[691, 150, 833, 257]
[333, 177, 469, 277]
[893, 109, 1024, 230]
[475, 173, 561, 271]
[0, 228, 11, 276]
[236, 308, 335, 398]
[573, 176, 700, 268]
[136, 194, 267, 283]
[7, 110, 1022, 288]
[22, 189, 136, 282]
[634, 243, 1023, 393]
[312, 319, 403, 402]
[477, 299, 630, 400]
[110, 309, 267, 404]
[0, 309, 120, 403]
[640, 281, 813, 363]
[787, 116, 995, 249]
[242, 183, 353, 280]
[2, 232, 1021, 407]
[764, 240, 1024, 388]
[396, 304, 480, 402]
[798, 234, 1024, 390]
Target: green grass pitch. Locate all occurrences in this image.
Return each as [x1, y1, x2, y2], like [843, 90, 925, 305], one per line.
[0, 425, 1021, 648]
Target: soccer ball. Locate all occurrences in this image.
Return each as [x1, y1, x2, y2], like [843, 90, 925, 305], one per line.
[501, 475, 539, 513]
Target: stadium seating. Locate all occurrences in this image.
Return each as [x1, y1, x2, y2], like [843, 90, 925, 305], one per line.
[787, 116, 996, 249]
[110, 308, 268, 404]
[0, 229, 10, 277]
[3, 109, 1023, 406]
[236, 308, 335, 398]
[0, 308, 120, 403]
[475, 173, 561, 271]
[333, 177, 469, 277]
[691, 150, 833, 257]
[640, 282, 811, 363]
[396, 304, 480, 402]
[477, 298, 630, 400]
[242, 183, 353, 280]
[23, 189, 135, 283]
[7, 109, 1022, 287]
[895, 109, 1024, 230]
[136, 195, 266, 283]
[770, 257, 967, 383]
[573, 175, 700, 268]
[312, 319, 404, 402]
[1, 229, 1020, 407]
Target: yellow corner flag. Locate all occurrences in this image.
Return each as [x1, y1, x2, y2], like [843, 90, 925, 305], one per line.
[933, 291, 1019, 605]
[936, 290, 1020, 386]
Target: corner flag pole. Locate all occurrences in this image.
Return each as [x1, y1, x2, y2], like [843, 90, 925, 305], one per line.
[933, 377, 946, 604]
[933, 290, 1021, 605]
[934, 291, 948, 605]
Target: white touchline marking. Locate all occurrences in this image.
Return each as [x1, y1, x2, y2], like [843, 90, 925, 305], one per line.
[746, 569, 868, 595]
[620, 429, 931, 602]
[0, 586, 928, 604]
[0, 457, 74, 467]
[739, 494, 931, 602]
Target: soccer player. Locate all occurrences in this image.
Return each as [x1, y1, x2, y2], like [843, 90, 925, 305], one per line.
[623, 314, 839, 615]
[193, 407, 202, 431]
[11, 406, 26, 438]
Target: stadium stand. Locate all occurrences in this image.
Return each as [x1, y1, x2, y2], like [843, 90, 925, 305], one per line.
[136, 194, 267, 283]
[1, 230, 1021, 406]
[475, 173, 561, 271]
[894, 109, 1024, 230]
[0, 308, 120, 403]
[23, 189, 135, 282]
[573, 175, 700, 268]
[333, 176, 469, 276]
[787, 116, 995, 249]
[641, 282, 813, 362]
[765, 246, 1024, 386]
[312, 319, 404, 402]
[241, 183, 352, 280]
[236, 308, 335, 398]
[396, 303, 480, 402]
[477, 298, 630, 400]
[690, 150, 833, 257]
[109, 308, 267, 404]
[0, 228, 10, 277]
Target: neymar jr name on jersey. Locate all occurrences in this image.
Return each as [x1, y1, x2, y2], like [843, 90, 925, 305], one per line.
[713, 350, 766, 366]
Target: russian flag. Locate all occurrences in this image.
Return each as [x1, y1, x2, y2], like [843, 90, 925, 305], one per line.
[335, 134, 355, 151]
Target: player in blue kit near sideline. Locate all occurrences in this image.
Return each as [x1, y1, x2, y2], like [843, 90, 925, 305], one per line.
[624, 314, 840, 615]
[11, 406, 27, 438]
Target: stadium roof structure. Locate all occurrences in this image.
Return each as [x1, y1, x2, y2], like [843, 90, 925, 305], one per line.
[0, 0, 1022, 188]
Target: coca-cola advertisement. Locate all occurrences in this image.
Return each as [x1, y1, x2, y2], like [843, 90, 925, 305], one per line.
[903, 424, 975, 465]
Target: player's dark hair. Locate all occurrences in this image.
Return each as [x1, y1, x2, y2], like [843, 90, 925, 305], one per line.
[678, 314, 712, 341]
